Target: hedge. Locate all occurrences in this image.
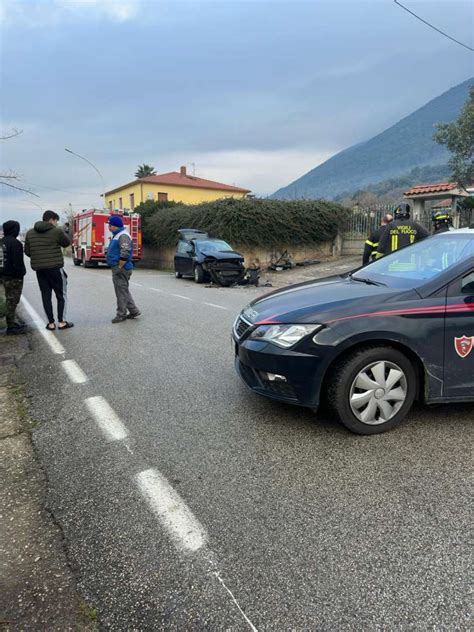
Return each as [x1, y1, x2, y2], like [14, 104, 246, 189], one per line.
[139, 197, 350, 249]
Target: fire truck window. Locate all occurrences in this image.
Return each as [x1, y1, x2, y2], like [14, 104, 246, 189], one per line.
[92, 222, 96, 227]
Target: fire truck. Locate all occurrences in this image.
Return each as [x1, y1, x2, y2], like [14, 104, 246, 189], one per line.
[71, 209, 142, 267]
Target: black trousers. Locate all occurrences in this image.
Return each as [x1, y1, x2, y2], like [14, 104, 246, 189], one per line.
[36, 268, 68, 323]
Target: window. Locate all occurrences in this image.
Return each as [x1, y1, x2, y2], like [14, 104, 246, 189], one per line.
[147, 192, 154, 201]
[177, 240, 193, 254]
[358, 235, 474, 289]
[119, 197, 122, 208]
[461, 272, 474, 294]
[158, 192, 168, 202]
[109, 201, 112, 211]
[130, 193, 135, 209]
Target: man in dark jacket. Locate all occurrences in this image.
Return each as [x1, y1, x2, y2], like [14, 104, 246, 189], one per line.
[1, 220, 27, 335]
[362, 213, 393, 266]
[25, 210, 74, 330]
[377, 203, 429, 257]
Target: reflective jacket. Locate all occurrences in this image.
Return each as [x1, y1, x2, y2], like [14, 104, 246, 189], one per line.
[362, 225, 387, 265]
[377, 219, 429, 257]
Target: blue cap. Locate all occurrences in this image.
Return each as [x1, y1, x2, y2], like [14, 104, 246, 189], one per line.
[108, 215, 124, 228]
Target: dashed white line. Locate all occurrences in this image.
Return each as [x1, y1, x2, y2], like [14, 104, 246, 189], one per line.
[170, 293, 192, 301]
[61, 360, 88, 384]
[135, 468, 207, 553]
[20, 296, 66, 355]
[85, 396, 128, 441]
[202, 302, 229, 311]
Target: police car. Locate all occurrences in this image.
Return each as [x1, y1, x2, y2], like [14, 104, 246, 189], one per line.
[233, 229, 474, 434]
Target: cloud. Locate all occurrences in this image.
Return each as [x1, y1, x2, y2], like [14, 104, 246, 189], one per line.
[0, 0, 142, 27]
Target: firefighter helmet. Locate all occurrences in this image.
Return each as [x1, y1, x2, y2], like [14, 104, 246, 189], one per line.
[393, 203, 411, 219]
[432, 210, 452, 226]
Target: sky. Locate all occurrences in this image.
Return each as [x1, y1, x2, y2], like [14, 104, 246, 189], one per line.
[0, 0, 473, 227]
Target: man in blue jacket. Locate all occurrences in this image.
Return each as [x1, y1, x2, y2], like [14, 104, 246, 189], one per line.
[106, 215, 141, 323]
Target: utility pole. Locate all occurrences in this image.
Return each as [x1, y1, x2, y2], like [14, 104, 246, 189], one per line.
[65, 148, 106, 209]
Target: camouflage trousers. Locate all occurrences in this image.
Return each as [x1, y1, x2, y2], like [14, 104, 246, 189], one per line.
[3, 278, 24, 328]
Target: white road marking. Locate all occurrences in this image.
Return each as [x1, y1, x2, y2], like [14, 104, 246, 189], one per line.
[20, 297, 66, 355]
[170, 293, 192, 300]
[85, 396, 128, 441]
[213, 571, 259, 632]
[202, 302, 229, 311]
[61, 360, 88, 384]
[135, 468, 207, 553]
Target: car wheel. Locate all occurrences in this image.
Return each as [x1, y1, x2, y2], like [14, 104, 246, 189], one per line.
[328, 346, 416, 434]
[73, 254, 81, 266]
[194, 264, 204, 283]
[175, 270, 183, 279]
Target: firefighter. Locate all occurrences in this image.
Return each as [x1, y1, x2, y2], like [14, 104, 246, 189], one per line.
[432, 210, 453, 235]
[376, 203, 429, 257]
[362, 214, 393, 266]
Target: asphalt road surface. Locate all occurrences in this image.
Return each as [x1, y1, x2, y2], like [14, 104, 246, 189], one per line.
[18, 260, 471, 630]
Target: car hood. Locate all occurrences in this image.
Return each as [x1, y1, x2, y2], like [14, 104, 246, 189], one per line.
[244, 275, 418, 325]
[200, 249, 244, 261]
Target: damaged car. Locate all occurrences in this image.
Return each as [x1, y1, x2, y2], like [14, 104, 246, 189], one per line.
[174, 229, 245, 286]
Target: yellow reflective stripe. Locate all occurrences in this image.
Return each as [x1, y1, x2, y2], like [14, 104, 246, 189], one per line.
[410, 234, 415, 243]
[391, 235, 398, 252]
[365, 240, 378, 247]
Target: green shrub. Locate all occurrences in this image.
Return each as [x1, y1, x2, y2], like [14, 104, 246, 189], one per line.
[134, 199, 179, 245]
[143, 197, 349, 249]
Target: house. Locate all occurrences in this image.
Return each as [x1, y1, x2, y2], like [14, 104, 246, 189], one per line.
[104, 166, 250, 210]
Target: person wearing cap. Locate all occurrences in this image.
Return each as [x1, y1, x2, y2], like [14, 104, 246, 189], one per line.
[106, 215, 141, 323]
[1, 220, 27, 335]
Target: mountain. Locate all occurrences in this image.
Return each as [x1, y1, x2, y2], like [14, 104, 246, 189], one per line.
[271, 78, 473, 200]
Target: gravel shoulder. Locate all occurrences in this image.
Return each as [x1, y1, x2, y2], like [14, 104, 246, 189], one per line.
[0, 299, 96, 631]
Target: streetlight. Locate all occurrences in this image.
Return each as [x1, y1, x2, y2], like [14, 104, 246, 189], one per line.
[65, 148, 106, 209]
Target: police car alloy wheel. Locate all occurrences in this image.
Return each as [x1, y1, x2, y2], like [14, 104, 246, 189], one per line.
[329, 346, 416, 434]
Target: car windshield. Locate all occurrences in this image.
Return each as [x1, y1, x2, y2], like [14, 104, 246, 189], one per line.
[352, 234, 474, 289]
[196, 239, 234, 252]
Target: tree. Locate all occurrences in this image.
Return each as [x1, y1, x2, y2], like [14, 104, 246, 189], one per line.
[434, 86, 474, 188]
[135, 164, 156, 178]
[0, 129, 39, 196]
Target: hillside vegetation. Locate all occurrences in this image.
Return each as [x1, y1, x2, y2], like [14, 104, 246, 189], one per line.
[272, 78, 472, 200]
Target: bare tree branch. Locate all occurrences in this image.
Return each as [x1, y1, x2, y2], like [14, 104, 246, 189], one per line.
[0, 128, 23, 140]
[0, 180, 40, 197]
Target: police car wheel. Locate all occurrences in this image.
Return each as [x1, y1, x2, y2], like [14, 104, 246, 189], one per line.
[329, 346, 416, 435]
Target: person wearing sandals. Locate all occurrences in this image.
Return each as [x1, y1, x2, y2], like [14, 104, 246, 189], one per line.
[106, 215, 141, 323]
[25, 210, 74, 331]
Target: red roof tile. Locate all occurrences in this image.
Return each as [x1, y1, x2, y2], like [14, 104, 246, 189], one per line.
[403, 182, 457, 196]
[106, 172, 250, 196]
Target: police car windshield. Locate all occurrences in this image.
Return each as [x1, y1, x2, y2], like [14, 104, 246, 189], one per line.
[353, 234, 474, 288]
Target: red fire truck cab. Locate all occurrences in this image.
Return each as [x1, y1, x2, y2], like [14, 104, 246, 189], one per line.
[72, 209, 142, 267]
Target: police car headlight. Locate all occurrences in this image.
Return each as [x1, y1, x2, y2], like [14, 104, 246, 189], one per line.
[249, 324, 323, 348]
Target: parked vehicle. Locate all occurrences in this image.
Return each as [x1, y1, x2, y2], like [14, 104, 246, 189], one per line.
[233, 229, 474, 434]
[174, 228, 245, 285]
[71, 209, 142, 267]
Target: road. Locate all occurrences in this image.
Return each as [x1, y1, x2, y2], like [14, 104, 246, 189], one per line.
[18, 259, 471, 630]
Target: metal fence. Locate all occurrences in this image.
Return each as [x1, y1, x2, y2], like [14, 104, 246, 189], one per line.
[341, 205, 435, 241]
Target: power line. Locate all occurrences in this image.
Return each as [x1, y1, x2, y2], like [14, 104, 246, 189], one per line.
[24, 181, 96, 195]
[394, 0, 474, 52]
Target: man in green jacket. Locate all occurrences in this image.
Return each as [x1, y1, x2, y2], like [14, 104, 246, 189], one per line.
[25, 210, 74, 330]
